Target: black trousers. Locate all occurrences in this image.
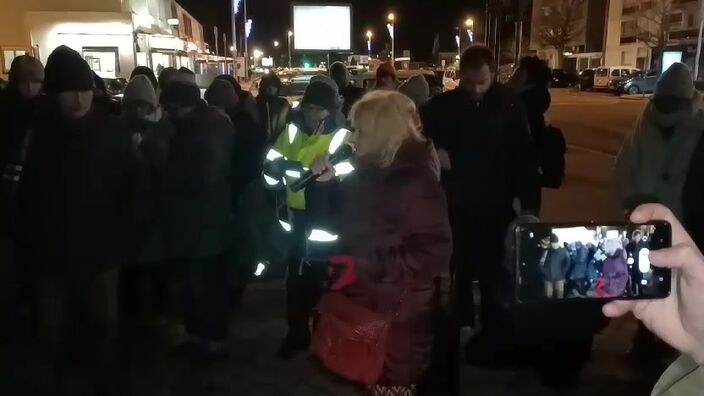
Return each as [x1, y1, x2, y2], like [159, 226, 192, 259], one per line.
[450, 207, 512, 330]
[285, 210, 325, 340]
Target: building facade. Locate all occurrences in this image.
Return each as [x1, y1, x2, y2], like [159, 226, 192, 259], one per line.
[1, 0, 205, 79]
[605, 0, 701, 72]
[529, 0, 607, 71]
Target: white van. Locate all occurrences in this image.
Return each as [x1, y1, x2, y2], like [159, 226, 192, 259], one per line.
[594, 66, 640, 89]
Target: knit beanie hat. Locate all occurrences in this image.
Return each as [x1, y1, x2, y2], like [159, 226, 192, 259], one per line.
[302, 81, 337, 111]
[655, 62, 695, 100]
[160, 80, 201, 108]
[329, 61, 350, 89]
[130, 66, 158, 90]
[311, 74, 339, 95]
[8, 55, 44, 84]
[260, 73, 282, 92]
[205, 79, 238, 110]
[550, 234, 559, 243]
[44, 45, 94, 93]
[398, 75, 430, 107]
[124, 75, 158, 107]
[376, 61, 397, 81]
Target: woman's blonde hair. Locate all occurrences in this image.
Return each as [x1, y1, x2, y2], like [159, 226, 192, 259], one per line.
[349, 90, 425, 167]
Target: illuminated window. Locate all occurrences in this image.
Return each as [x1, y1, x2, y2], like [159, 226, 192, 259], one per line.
[83, 47, 119, 79]
[2, 48, 27, 74]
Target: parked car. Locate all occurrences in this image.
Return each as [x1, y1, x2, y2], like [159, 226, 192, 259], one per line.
[619, 70, 659, 95]
[594, 66, 639, 90]
[579, 69, 595, 91]
[550, 69, 579, 88]
[349, 69, 435, 90]
[280, 74, 316, 96]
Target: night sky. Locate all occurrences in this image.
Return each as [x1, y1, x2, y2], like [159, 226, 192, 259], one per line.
[178, 0, 487, 61]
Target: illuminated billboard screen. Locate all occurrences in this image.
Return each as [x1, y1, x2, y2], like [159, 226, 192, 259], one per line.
[293, 4, 351, 51]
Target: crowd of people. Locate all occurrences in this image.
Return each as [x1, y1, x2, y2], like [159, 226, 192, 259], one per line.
[0, 42, 702, 396]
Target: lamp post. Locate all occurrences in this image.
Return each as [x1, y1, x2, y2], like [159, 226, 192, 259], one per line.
[387, 13, 395, 62]
[287, 30, 293, 68]
[274, 40, 280, 48]
[465, 18, 474, 45]
[366, 30, 373, 58]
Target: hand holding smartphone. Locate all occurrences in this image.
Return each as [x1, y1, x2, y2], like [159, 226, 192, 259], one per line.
[513, 221, 672, 303]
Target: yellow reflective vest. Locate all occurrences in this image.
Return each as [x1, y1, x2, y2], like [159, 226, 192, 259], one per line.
[270, 123, 333, 210]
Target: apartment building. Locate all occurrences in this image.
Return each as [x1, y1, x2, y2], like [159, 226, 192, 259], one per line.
[604, 0, 701, 71]
[1, 0, 205, 79]
[529, 0, 608, 70]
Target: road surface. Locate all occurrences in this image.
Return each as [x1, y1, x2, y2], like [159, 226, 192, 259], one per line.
[2, 90, 662, 396]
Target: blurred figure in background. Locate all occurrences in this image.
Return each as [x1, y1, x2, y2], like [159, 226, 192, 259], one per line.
[215, 74, 259, 125]
[1, 55, 44, 234]
[159, 80, 235, 363]
[375, 61, 398, 91]
[130, 66, 158, 90]
[398, 74, 430, 109]
[540, 234, 570, 299]
[617, 62, 704, 251]
[17, 45, 133, 394]
[329, 61, 365, 117]
[256, 73, 290, 142]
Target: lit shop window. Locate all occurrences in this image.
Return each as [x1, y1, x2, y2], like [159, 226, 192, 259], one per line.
[2, 48, 27, 74]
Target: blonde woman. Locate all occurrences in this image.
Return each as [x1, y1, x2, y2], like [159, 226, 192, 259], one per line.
[308, 91, 452, 395]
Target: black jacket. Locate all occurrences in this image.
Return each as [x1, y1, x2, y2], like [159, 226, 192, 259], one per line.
[256, 95, 290, 142]
[421, 83, 541, 219]
[339, 85, 365, 117]
[18, 102, 135, 274]
[160, 103, 235, 260]
[0, 87, 38, 235]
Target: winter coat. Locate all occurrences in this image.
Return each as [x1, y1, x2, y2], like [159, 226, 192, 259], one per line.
[308, 139, 452, 386]
[227, 107, 267, 206]
[256, 95, 291, 142]
[159, 103, 235, 260]
[421, 83, 541, 221]
[601, 250, 628, 297]
[652, 355, 704, 396]
[616, 91, 704, 249]
[568, 244, 589, 280]
[127, 117, 174, 264]
[0, 86, 38, 235]
[541, 247, 571, 282]
[17, 101, 135, 275]
[519, 85, 551, 144]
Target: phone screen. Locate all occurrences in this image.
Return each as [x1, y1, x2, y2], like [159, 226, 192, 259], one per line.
[513, 222, 671, 303]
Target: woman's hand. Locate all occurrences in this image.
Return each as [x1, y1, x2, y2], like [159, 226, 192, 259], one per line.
[310, 154, 335, 183]
[603, 204, 704, 365]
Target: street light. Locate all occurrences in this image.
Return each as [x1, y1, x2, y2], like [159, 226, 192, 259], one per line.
[230, 45, 235, 52]
[465, 18, 474, 44]
[366, 30, 373, 58]
[287, 30, 293, 68]
[387, 12, 395, 61]
[253, 49, 263, 59]
[274, 40, 280, 48]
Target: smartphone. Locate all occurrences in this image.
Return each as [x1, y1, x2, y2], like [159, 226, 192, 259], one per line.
[513, 221, 671, 303]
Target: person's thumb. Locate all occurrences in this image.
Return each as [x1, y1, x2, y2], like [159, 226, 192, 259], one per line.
[603, 300, 636, 318]
[648, 243, 704, 272]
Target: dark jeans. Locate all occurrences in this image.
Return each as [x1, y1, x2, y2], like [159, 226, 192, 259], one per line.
[181, 254, 230, 342]
[285, 209, 325, 341]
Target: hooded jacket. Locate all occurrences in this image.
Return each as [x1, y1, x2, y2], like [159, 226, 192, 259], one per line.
[330, 62, 365, 116]
[616, 64, 704, 248]
[398, 75, 430, 108]
[159, 103, 235, 260]
[256, 74, 291, 142]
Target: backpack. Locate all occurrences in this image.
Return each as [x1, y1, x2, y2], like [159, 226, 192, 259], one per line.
[539, 125, 566, 189]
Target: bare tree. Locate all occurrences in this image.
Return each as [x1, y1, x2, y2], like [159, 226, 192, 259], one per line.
[634, 0, 675, 68]
[538, 0, 585, 67]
